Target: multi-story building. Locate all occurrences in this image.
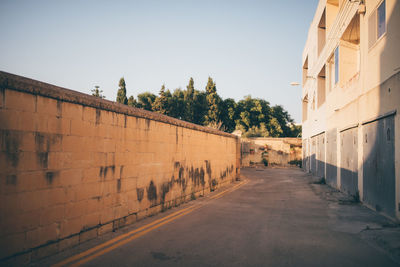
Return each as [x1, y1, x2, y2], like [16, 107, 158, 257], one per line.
[301, 0, 400, 220]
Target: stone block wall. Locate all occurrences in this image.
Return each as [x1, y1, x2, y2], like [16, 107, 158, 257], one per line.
[0, 71, 240, 263]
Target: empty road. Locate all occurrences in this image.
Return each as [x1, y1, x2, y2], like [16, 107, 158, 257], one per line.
[42, 167, 399, 267]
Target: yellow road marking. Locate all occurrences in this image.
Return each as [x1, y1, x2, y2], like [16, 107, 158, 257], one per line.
[53, 179, 247, 267]
[70, 206, 200, 267]
[52, 206, 195, 267]
[209, 180, 248, 200]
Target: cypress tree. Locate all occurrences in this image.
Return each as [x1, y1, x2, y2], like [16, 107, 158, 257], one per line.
[116, 77, 128, 105]
[184, 77, 195, 122]
[152, 84, 168, 114]
[204, 77, 221, 125]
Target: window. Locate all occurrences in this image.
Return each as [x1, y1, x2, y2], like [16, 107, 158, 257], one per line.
[377, 0, 386, 38]
[369, 0, 386, 48]
[334, 47, 339, 84]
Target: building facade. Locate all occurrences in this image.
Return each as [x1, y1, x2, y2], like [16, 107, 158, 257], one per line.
[302, 0, 400, 220]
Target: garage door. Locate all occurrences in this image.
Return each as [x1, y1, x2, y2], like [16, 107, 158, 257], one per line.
[340, 127, 358, 197]
[363, 114, 395, 217]
[326, 129, 337, 187]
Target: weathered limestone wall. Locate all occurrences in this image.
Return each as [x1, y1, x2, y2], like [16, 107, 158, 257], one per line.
[0, 71, 240, 262]
[241, 138, 302, 167]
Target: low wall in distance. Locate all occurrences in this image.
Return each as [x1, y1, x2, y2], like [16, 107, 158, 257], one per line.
[241, 137, 302, 167]
[0, 71, 240, 263]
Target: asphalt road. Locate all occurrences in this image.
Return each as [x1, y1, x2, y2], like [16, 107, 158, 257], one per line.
[44, 167, 399, 267]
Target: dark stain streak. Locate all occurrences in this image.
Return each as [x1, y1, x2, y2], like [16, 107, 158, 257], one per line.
[6, 175, 17, 185]
[147, 180, 157, 201]
[45, 171, 57, 185]
[124, 115, 127, 128]
[117, 179, 121, 192]
[200, 167, 205, 186]
[35, 132, 50, 152]
[161, 182, 171, 204]
[1, 130, 20, 167]
[38, 152, 49, 169]
[177, 166, 187, 191]
[34, 132, 62, 171]
[137, 188, 144, 202]
[56, 100, 62, 117]
[95, 109, 101, 125]
[99, 165, 116, 179]
[145, 119, 150, 130]
[119, 165, 124, 178]
[205, 160, 212, 180]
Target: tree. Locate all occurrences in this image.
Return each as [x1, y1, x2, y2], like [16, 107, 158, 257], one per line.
[127, 95, 137, 107]
[289, 124, 302, 137]
[152, 84, 168, 115]
[169, 88, 185, 119]
[204, 77, 222, 125]
[268, 117, 283, 137]
[270, 105, 293, 137]
[192, 90, 208, 125]
[91, 85, 106, 99]
[220, 98, 237, 132]
[137, 92, 156, 111]
[116, 77, 128, 105]
[184, 77, 195, 122]
[235, 95, 271, 132]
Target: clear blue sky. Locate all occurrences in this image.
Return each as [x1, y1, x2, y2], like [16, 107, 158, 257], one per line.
[0, 0, 318, 123]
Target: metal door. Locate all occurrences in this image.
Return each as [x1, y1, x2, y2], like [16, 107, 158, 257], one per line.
[310, 136, 317, 175]
[317, 133, 325, 178]
[340, 127, 358, 197]
[326, 129, 337, 187]
[363, 115, 395, 217]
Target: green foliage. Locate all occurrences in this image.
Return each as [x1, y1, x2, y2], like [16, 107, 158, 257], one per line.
[242, 124, 270, 138]
[184, 77, 195, 122]
[204, 77, 222, 126]
[169, 88, 185, 119]
[289, 124, 302, 137]
[91, 85, 106, 99]
[116, 77, 128, 105]
[118, 76, 300, 137]
[127, 95, 136, 107]
[262, 158, 268, 166]
[220, 98, 237, 133]
[137, 92, 156, 111]
[152, 84, 168, 115]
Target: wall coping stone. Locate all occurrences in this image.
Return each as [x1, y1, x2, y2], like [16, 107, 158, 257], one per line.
[0, 71, 237, 139]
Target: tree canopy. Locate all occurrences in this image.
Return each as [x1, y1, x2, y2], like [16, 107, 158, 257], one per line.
[110, 77, 300, 137]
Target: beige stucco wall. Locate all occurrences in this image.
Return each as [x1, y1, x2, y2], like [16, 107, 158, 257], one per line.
[302, 0, 400, 220]
[0, 71, 240, 262]
[241, 138, 302, 167]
